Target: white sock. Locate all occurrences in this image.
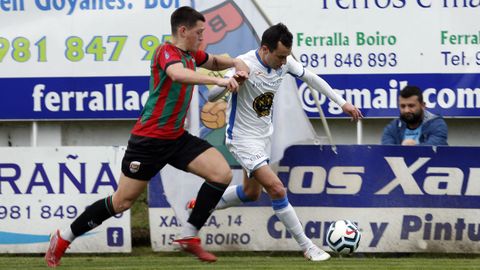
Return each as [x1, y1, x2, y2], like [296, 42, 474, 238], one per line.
[215, 185, 244, 210]
[180, 222, 199, 238]
[274, 203, 313, 251]
[59, 227, 75, 242]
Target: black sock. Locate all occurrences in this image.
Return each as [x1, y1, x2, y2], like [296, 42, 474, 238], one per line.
[188, 181, 228, 230]
[70, 195, 116, 237]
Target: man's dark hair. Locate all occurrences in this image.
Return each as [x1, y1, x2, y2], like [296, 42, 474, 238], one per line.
[400, 85, 424, 103]
[171, 6, 205, 35]
[261, 23, 293, 51]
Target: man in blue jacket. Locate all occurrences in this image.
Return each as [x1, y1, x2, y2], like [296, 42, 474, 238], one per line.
[381, 86, 448, 146]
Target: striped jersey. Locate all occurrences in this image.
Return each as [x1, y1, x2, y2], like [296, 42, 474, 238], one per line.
[226, 50, 304, 140]
[131, 42, 208, 139]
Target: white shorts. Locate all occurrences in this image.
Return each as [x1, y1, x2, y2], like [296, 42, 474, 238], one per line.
[226, 137, 271, 178]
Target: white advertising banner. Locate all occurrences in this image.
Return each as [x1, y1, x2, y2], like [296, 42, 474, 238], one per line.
[257, 0, 480, 118]
[150, 207, 480, 253]
[258, 0, 479, 74]
[0, 147, 131, 253]
[2, 0, 478, 120]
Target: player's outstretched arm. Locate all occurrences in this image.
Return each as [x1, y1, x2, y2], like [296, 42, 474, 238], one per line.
[300, 69, 345, 106]
[202, 55, 249, 73]
[300, 68, 363, 121]
[166, 62, 241, 91]
[287, 56, 345, 106]
[167, 62, 221, 85]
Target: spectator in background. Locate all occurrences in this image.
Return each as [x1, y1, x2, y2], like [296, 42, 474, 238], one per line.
[381, 85, 448, 146]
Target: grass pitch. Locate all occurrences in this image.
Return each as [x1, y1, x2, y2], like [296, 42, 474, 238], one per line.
[1, 248, 479, 270]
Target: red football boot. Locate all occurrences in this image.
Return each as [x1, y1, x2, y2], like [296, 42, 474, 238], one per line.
[45, 230, 71, 267]
[173, 236, 217, 262]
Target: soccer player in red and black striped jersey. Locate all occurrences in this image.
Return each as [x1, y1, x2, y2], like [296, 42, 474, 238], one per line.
[45, 6, 248, 266]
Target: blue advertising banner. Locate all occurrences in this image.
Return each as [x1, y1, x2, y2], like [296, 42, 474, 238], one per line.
[0, 76, 149, 120]
[148, 145, 480, 253]
[277, 145, 480, 208]
[150, 145, 480, 209]
[297, 73, 480, 118]
[2, 72, 479, 120]
[1, 72, 479, 120]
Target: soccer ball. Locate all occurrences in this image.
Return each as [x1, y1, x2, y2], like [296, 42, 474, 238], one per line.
[200, 101, 227, 129]
[326, 220, 361, 254]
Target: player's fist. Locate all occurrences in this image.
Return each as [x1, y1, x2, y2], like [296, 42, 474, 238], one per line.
[233, 71, 248, 85]
[216, 77, 239, 92]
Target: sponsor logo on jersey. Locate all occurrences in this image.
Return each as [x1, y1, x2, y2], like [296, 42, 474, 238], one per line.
[254, 71, 267, 78]
[129, 161, 141, 173]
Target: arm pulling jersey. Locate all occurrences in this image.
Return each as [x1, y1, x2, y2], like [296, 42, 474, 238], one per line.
[226, 50, 304, 140]
[131, 42, 208, 139]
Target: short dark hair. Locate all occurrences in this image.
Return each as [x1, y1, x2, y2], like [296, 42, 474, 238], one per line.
[400, 85, 424, 103]
[171, 6, 205, 35]
[261, 23, 293, 51]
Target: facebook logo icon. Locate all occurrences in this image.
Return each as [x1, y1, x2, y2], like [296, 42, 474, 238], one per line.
[107, 227, 124, 247]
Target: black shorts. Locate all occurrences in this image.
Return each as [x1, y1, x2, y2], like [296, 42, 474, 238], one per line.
[121, 132, 212, 181]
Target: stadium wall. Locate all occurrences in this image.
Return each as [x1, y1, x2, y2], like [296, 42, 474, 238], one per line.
[0, 119, 478, 147]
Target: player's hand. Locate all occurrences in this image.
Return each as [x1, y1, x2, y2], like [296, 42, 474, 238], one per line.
[341, 103, 363, 122]
[217, 77, 240, 92]
[233, 71, 248, 85]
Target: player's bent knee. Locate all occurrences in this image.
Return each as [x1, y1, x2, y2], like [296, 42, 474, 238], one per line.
[209, 167, 232, 184]
[113, 198, 135, 213]
[224, 169, 233, 182]
[266, 185, 286, 199]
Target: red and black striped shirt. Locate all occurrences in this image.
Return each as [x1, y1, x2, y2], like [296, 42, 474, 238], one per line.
[131, 42, 208, 139]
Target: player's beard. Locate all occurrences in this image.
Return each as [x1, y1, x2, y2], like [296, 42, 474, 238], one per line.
[400, 110, 423, 125]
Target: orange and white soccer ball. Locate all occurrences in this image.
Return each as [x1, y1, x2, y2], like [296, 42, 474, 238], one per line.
[201, 101, 227, 129]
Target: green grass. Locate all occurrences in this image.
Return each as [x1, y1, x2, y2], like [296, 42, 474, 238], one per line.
[2, 249, 480, 270]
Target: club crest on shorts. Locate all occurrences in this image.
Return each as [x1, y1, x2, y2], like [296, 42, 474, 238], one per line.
[129, 161, 141, 173]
